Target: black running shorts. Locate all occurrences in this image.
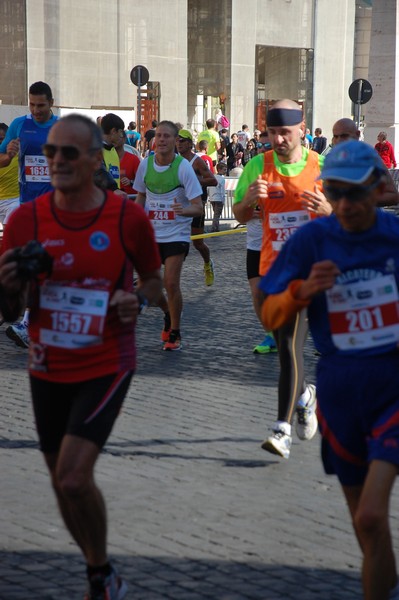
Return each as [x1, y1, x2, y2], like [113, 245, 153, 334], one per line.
[30, 371, 134, 453]
[246, 249, 261, 280]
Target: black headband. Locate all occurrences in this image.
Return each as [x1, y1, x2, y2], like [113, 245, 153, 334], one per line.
[267, 108, 303, 127]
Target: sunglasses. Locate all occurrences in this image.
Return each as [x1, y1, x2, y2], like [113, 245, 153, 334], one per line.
[258, 142, 271, 149]
[324, 179, 381, 202]
[42, 144, 99, 160]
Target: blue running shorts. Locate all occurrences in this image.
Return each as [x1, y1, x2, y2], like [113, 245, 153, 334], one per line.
[316, 352, 399, 486]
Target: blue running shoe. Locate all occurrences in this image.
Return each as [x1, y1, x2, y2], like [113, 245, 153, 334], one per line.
[253, 333, 277, 354]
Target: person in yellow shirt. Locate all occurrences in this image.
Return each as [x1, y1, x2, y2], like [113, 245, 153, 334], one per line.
[197, 119, 221, 166]
[0, 123, 19, 237]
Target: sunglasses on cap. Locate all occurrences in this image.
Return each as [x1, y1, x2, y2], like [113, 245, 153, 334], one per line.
[42, 144, 99, 160]
[257, 142, 271, 149]
[324, 179, 381, 202]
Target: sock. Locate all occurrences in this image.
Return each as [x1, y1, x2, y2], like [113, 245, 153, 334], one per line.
[274, 421, 291, 436]
[163, 312, 171, 329]
[87, 562, 112, 579]
[22, 309, 30, 326]
[298, 386, 311, 406]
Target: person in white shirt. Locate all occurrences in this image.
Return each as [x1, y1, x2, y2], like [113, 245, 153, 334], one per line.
[208, 162, 227, 232]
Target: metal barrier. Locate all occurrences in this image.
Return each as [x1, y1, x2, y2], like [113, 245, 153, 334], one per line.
[129, 177, 240, 223]
[389, 169, 399, 191]
[205, 177, 239, 222]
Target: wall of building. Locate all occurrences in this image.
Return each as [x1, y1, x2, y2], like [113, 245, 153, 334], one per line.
[354, 4, 372, 81]
[231, 0, 315, 135]
[363, 0, 399, 151]
[2, 0, 357, 142]
[229, 0, 355, 139]
[312, 0, 356, 143]
[25, 0, 188, 127]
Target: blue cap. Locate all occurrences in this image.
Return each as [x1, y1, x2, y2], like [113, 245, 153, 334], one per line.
[319, 140, 386, 184]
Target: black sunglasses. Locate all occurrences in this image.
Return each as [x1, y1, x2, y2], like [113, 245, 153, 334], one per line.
[42, 144, 99, 160]
[324, 179, 381, 202]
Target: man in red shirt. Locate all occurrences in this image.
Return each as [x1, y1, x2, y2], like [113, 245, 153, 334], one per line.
[0, 114, 161, 600]
[114, 131, 141, 195]
[375, 131, 397, 169]
[196, 139, 214, 172]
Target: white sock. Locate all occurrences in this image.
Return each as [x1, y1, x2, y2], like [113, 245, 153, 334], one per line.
[298, 386, 311, 406]
[274, 421, 291, 436]
[22, 309, 30, 326]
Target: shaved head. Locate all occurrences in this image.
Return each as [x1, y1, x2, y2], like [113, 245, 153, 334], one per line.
[332, 118, 360, 145]
[272, 99, 302, 111]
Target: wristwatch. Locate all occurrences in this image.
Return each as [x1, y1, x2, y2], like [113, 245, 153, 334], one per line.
[136, 290, 149, 314]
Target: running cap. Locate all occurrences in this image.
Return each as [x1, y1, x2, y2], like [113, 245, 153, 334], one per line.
[178, 129, 193, 140]
[267, 108, 303, 127]
[319, 140, 386, 184]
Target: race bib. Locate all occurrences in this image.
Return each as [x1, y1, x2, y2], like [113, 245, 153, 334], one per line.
[148, 209, 175, 221]
[39, 281, 109, 349]
[147, 195, 177, 225]
[268, 210, 310, 252]
[25, 155, 50, 182]
[326, 274, 399, 350]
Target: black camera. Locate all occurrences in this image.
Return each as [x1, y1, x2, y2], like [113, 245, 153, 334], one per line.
[10, 240, 53, 280]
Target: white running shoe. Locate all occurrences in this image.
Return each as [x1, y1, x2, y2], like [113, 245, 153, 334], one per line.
[296, 384, 318, 441]
[261, 428, 292, 459]
[5, 321, 30, 348]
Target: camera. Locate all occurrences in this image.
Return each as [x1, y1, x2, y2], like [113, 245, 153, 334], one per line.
[10, 240, 53, 280]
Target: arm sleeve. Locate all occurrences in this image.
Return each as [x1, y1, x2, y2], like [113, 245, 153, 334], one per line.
[132, 158, 148, 194]
[261, 280, 310, 330]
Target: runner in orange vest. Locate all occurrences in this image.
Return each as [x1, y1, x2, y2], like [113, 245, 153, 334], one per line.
[233, 99, 332, 459]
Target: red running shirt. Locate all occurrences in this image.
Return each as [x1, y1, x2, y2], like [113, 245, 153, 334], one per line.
[3, 191, 161, 382]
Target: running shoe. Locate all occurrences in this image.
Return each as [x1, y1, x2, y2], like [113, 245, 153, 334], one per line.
[204, 259, 215, 286]
[84, 568, 127, 600]
[5, 321, 30, 348]
[163, 331, 182, 351]
[253, 333, 277, 354]
[160, 312, 171, 342]
[296, 384, 318, 441]
[261, 428, 292, 459]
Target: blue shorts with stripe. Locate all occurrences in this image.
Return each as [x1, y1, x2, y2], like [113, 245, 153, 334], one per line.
[316, 352, 399, 486]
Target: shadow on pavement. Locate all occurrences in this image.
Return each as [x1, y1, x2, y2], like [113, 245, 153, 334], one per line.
[0, 550, 362, 599]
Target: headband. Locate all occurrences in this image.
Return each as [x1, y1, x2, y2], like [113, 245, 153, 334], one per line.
[267, 108, 303, 127]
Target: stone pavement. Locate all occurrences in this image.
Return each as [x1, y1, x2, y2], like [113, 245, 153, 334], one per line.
[1, 228, 399, 600]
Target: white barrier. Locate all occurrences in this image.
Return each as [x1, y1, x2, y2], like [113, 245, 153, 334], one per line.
[205, 177, 239, 222]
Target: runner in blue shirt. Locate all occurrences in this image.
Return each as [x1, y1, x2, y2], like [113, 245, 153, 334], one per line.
[260, 140, 399, 600]
[0, 81, 58, 347]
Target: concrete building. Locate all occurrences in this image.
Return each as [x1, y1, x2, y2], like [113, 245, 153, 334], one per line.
[0, 0, 359, 138]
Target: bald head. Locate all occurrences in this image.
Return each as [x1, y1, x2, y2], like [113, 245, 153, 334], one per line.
[272, 99, 302, 111]
[332, 118, 360, 145]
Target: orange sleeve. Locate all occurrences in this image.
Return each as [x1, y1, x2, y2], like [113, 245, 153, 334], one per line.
[261, 280, 311, 330]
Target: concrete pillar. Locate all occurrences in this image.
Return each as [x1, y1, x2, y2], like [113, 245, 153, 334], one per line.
[363, 0, 399, 159]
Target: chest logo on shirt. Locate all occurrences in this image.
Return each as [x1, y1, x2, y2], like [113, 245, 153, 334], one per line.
[109, 166, 119, 179]
[90, 231, 110, 251]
